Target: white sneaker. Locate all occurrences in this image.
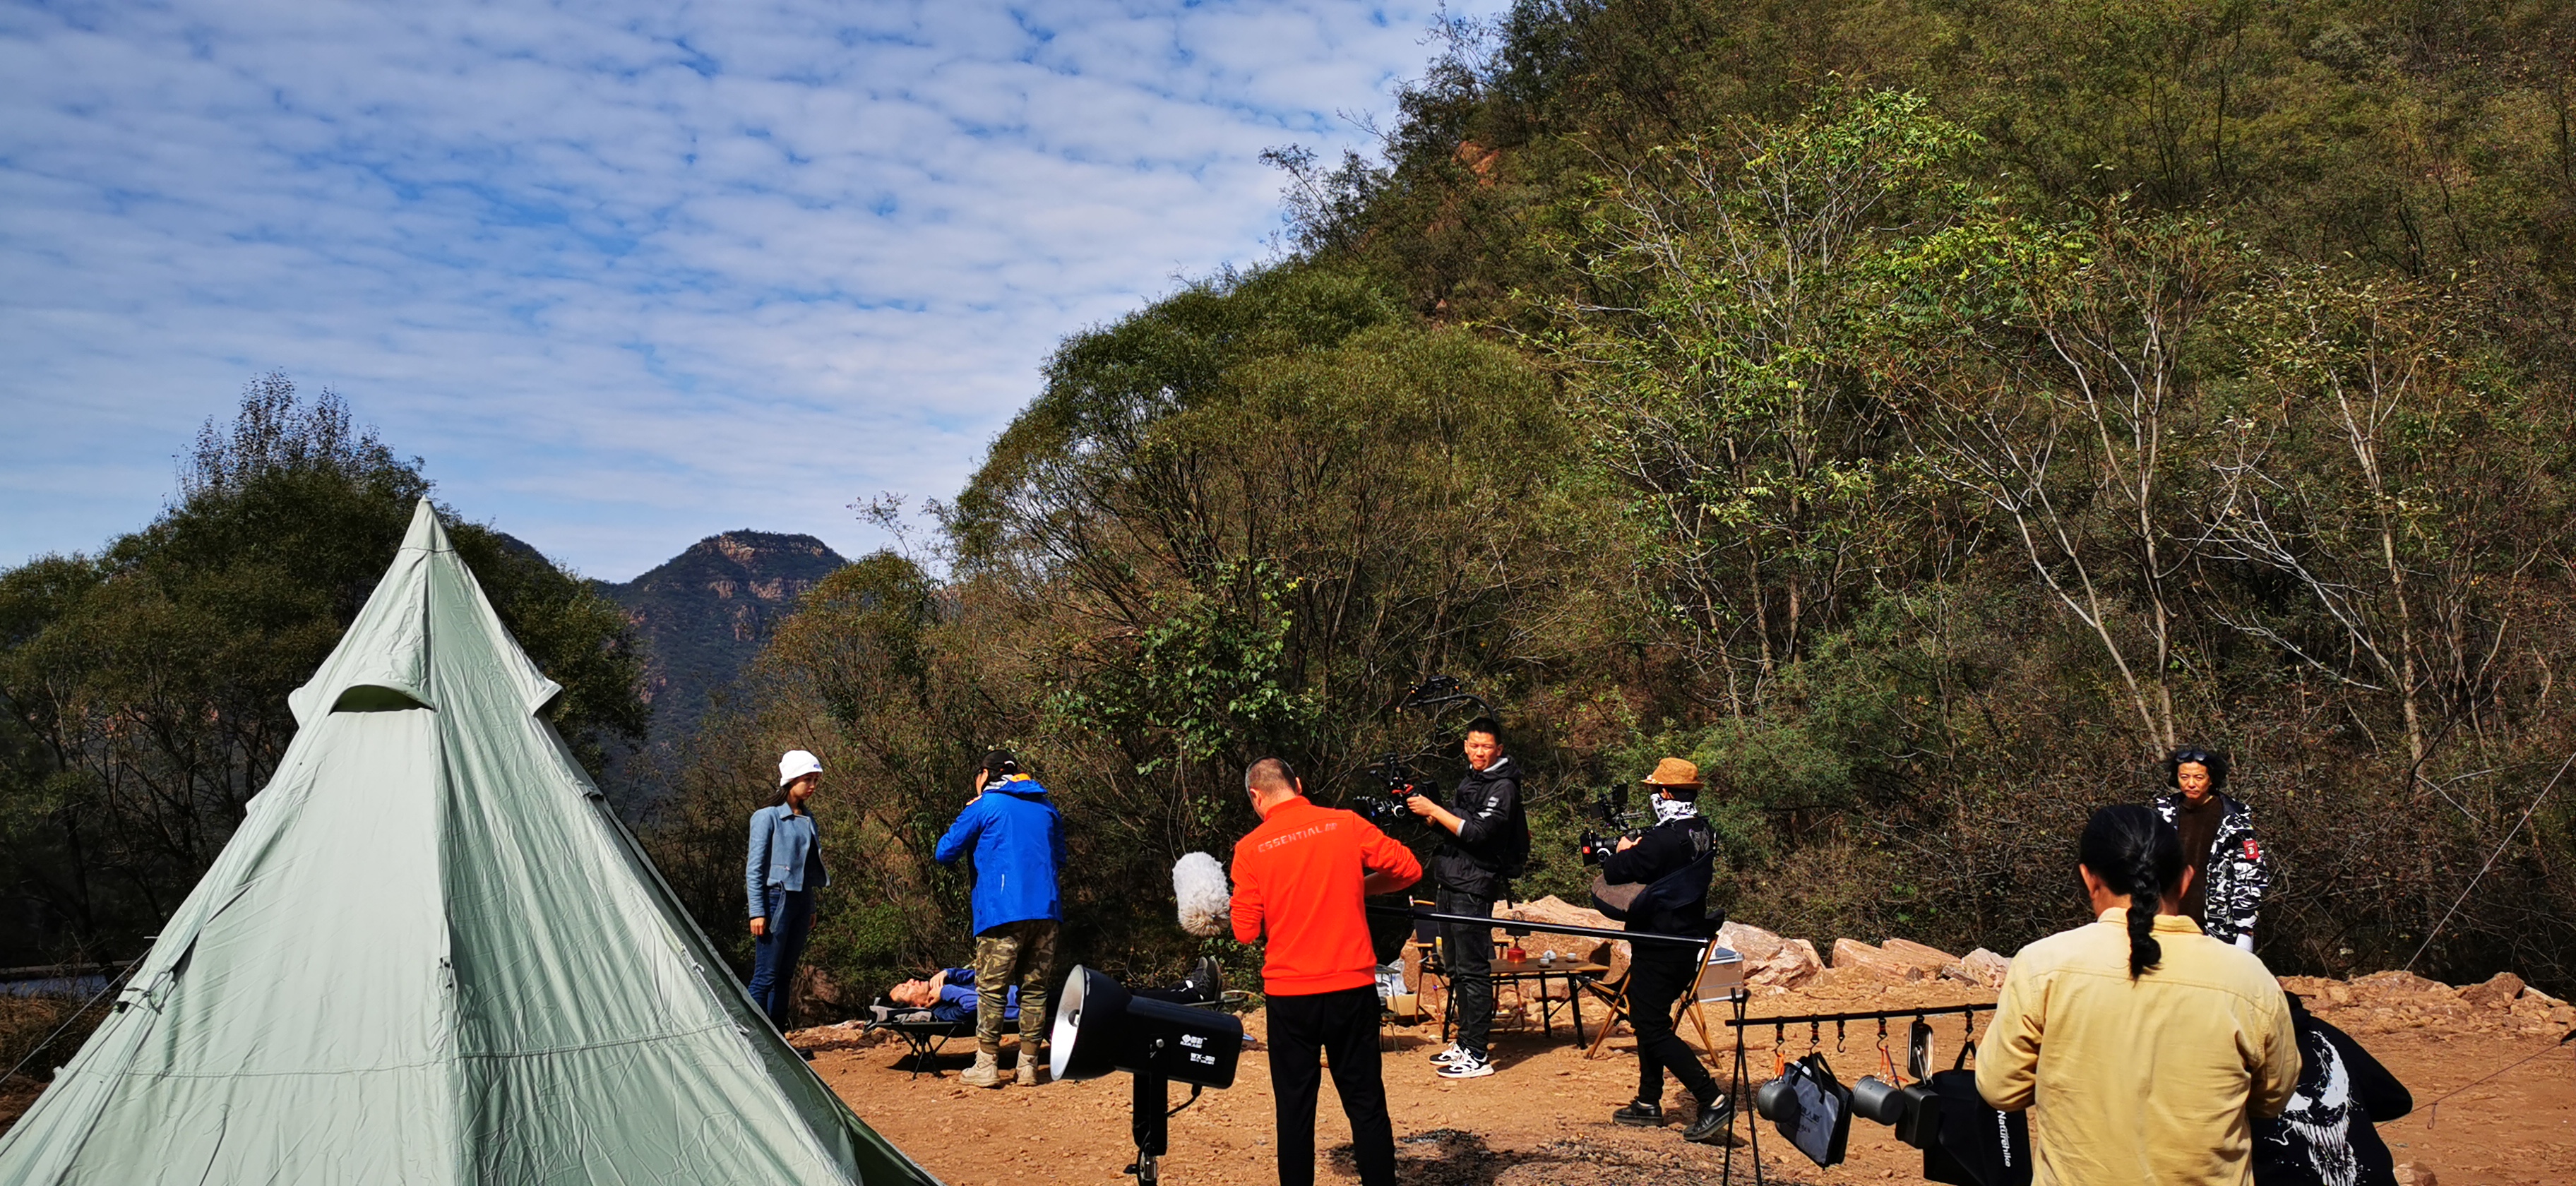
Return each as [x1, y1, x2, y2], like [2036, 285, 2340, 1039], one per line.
[1436, 1052, 1494, 1079]
[1427, 1042, 1468, 1065]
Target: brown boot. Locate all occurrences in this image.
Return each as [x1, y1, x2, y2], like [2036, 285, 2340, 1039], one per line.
[961, 1051, 1003, 1089]
[1018, 1047, 1046, 1086]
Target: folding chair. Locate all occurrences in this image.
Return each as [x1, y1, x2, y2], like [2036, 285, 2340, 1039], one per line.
[1582, 939, 1745, 1062]
[1581, 969, 1633, 1060]
[1678, 940, 1746, 1063]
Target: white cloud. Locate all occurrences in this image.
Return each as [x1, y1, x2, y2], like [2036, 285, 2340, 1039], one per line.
[0, 0, 1498, 577]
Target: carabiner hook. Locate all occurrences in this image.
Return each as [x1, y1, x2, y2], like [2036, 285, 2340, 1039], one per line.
[1836, 1019, 1847, 1053]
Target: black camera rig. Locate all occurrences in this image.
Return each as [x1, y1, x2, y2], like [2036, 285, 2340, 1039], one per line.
[1352, 753, 1424, 826]
[1344, 676, 1494, 827]
[1576, 786, 1654, 865]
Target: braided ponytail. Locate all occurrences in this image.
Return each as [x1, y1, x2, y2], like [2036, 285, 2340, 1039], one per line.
[2080, 804, 2186, 980]
[2122, 851, 2164, 978]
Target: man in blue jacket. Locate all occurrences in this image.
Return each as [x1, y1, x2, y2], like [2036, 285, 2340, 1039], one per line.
[934, 749, 1066, 1088]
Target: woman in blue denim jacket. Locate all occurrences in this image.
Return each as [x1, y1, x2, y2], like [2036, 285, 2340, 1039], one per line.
[746, 748, 830, 1029]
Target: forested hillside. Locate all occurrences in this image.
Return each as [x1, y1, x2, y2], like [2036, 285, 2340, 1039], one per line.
[649, 0, 2576, 1004]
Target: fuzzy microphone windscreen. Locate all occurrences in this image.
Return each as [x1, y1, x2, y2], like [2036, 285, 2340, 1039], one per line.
[1173, 851, 1234, 938]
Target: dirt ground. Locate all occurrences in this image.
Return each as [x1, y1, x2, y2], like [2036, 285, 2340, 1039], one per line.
[814, 971, 2576, 1186]
[0, 966, 2561, 1183]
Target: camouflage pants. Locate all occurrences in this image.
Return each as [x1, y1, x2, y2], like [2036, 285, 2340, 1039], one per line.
[973, 919, 1056, 1056]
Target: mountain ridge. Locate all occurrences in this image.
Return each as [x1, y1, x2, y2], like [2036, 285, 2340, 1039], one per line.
[592, 530, 849, 780]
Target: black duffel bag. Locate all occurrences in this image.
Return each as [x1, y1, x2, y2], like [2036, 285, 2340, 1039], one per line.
[1924, 1063, 2032, 1186]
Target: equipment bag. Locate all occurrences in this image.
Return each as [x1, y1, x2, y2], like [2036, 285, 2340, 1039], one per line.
[1924, 1061, 2031, 1186]
[1768, 1053, 1853, 1168]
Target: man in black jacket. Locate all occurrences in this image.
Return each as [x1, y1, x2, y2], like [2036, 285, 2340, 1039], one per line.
[1599, 757, 1729, 1144]
[1405, 716, 1529, 1080]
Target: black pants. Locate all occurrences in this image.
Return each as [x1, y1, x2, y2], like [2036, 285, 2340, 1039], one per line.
[1627, 947, 1719, 1108]
[1436, 886, 1496, 1056]
[1268, 986, 1395, 1186]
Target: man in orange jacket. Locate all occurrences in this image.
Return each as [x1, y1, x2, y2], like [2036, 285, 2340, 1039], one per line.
[1232, 757, 1422, 1186]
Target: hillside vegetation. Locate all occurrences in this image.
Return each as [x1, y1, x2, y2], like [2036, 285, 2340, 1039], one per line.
[647, 0, 2576, 1004]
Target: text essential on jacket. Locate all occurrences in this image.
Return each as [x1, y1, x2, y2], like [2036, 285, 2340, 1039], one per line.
[1230, 792, 1424, 995]
[745, 803, 828, 919]
[935, 773, 1067, 935]
[1428, 753, 1529, 899]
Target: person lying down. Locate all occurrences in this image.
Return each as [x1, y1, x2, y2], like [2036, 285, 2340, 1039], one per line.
[886, 958, 1226, 1024]
[887, 968, 1016, 1024]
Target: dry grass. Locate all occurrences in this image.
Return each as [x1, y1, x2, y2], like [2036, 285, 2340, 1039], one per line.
[0, 993, 103, 1084]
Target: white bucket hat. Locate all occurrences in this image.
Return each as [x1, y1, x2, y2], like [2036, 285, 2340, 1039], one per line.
[777, 749, 823, 787]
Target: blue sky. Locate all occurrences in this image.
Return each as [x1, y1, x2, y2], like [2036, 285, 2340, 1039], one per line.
[0, 0, 1500, 579]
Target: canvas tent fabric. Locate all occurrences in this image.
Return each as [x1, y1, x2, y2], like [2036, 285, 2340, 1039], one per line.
[0, 502, 939, 1186]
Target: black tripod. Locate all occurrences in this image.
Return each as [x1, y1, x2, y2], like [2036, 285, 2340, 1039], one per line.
[1123, 1070, 1207, 1185]
[1719, 988, 1765, 1186]
[1126, 1072, 1169, 1185]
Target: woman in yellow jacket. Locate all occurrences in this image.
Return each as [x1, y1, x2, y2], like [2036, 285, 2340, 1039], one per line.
[1978, 805, 2301, 1185]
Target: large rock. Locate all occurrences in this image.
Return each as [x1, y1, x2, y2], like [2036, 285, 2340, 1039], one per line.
[1492, 899, 1826, 990]
[1719, 921, 1823, 990]
[1780, 939, 1824, 988]
[785, 1019, 890, 1053]
[1881, 938, 1960, 973]
[1941, 948, 2011, 989]
[2458, 971, 2526, 1009]
[1833, 938, 1931, 983]
[1500, 895, 1618, 934]
[1498, 896, 1627, 979]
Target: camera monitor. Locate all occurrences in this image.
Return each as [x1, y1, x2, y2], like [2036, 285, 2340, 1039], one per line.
[1051, 964, 1244, 1089]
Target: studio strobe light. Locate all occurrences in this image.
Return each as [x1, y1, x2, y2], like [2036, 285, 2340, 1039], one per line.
[1051, 965, 1245, 1185]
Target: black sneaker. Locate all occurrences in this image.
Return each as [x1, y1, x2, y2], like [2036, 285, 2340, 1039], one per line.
[1683, 1098, 1734, 1144]
[1181, 957, 1224, 1004]
[1611, 1099, 1665, 1127]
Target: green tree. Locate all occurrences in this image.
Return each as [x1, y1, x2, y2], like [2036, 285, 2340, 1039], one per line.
[1538, 89, 1978, 712]
[0, 375, 645, 962]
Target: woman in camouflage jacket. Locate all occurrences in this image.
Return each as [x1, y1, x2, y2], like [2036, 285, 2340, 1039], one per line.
[2153, 747, 2272, 950]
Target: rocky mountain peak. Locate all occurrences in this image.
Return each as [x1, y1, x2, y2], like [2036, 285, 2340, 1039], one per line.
[592, 531, 850, 774]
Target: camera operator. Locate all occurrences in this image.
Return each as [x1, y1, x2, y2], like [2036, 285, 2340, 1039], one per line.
[1232, 757, 1421, 1186]
[1599, 757, 1731, 1144]
[1404, 716, 1529, 1081]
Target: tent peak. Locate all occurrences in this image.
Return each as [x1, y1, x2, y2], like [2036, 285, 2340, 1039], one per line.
[402, 498, 453, 553]
[285, 500, 559, 726]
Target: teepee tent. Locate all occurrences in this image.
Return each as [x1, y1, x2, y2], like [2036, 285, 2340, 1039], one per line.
[0, 502, 938, 1185]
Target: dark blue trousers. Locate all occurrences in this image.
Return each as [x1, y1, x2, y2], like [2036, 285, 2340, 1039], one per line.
[746, 886, 816, 1029]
